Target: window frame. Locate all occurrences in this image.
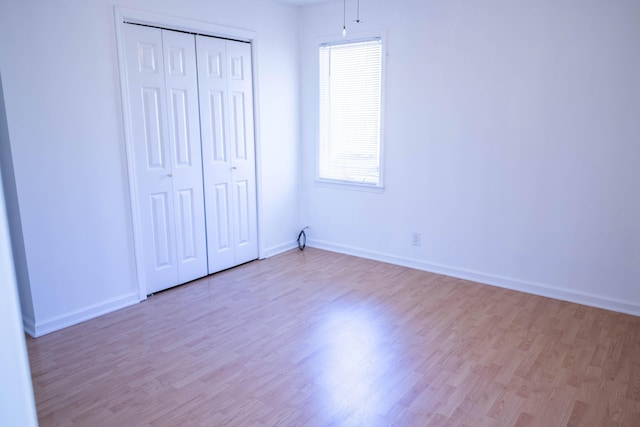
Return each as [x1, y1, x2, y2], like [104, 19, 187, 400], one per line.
[315, 30, 387, 192]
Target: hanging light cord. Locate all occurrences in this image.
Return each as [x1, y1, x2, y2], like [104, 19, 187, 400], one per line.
[355, 0, 361, 23]
[342, 0, 347, 36]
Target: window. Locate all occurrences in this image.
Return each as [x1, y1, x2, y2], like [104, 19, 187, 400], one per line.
[318, 38, 383, 187]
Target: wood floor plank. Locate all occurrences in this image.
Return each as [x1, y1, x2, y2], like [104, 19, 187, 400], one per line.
[27, 248, 640, 426]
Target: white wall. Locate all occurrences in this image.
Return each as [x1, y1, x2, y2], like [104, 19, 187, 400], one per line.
[0, 139, 38, 424]
[0, 71, 35, 327]
[299, 0, 640, 314]
[0, 0, 301, 336]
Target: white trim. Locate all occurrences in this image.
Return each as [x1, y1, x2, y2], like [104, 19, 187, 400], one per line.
[114, 7, 255, 41]
[314, 179, 385, 193]
[251, 38, 266, 261]
[315, 29, 387, 56]
[30, 293, 139, 338]
[263, 241, 298, 259]
[307, 239, 640, 317]
[22, 316, 35, 338]
[114, 7, 263, 299]
[114, 9, 145, 300]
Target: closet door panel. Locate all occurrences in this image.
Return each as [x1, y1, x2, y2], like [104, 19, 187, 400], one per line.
[161, 29, 208, 284]
[123, 24, 178, 293]
[197, 36, 236, 273]
[214, 183, 232, 252]
[149, 192, 173, 268]
[141, 88, 165, 168]
[235, 179, 251, 245]
[226, 41, 258, 266]
[208, 90, 227, 162]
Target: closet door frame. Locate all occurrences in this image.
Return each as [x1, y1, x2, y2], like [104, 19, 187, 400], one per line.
[114, 7, 264, 300]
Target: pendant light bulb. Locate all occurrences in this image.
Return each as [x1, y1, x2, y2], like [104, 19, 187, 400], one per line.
[342, 26, 347, 37]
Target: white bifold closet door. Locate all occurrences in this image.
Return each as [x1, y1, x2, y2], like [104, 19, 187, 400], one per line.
[122, 23, 259, 294]
[123, 24, 208, 294]
[197, 36, 258, 274]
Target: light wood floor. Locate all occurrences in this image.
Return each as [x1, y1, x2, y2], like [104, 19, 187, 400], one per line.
[28, 248, 640, 426]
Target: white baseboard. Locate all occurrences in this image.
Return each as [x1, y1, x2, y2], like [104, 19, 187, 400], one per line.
[263, 241, 298, 259]
[308, 239, 640, 317]
[27, 293, 140, 338]
[22, 315, 36, 337]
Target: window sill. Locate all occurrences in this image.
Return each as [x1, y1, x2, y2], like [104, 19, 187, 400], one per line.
[314, 179, 385, 193]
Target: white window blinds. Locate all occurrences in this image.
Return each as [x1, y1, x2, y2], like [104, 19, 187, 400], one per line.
[319, 38, 383, 186]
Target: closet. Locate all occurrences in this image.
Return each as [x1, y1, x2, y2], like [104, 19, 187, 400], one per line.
[122, 23, 258, 295]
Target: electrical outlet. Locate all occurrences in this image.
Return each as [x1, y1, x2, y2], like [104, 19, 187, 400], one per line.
[411, 232, 421, 246]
